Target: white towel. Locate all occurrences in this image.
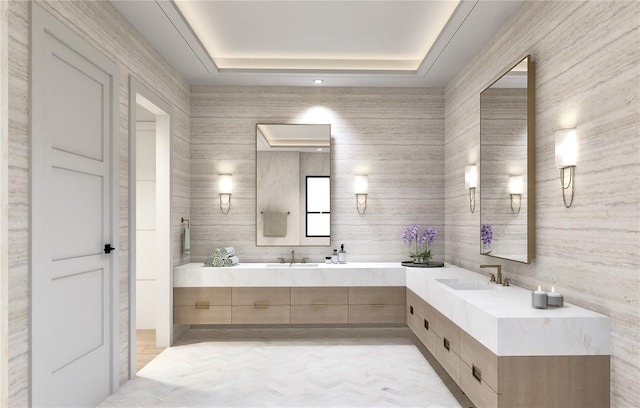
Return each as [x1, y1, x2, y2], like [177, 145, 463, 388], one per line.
[183, 227, 190, 256]
[224, 256, 240, 267]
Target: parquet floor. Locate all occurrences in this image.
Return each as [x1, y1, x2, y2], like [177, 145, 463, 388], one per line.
[101, 327, 474, 408]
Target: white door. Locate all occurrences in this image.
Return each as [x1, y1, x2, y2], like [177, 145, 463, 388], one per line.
[31, 5, 119, 407]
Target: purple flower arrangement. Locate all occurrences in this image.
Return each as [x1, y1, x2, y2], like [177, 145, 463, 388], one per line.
[402, 224, 438, 261]
[481, 224, 493, 254]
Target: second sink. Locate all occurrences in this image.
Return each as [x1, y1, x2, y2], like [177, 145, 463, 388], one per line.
[437, 278, 497, 291]
[265, 263, 319, 268]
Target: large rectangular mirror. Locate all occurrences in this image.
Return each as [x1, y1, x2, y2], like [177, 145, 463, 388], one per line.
[480, 55, 535, 263]
[256, 124, 331, 246]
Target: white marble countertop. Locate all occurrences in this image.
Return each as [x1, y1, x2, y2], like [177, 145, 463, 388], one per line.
[173, 262, 406, 287]
[173, 262, 610, 357]
[405, 264, 610, 357]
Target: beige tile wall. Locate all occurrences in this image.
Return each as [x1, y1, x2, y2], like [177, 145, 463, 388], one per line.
[190, 86, 445, 263]
[6, 1, 190, 405]
[444, 1, 640, 406]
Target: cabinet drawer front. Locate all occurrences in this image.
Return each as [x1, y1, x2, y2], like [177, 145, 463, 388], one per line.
[434, 336, 460, 384]
[418, 297, 436, 328]
[232, 305, 290, 324]
[406, 289, 421, 333]
[349, 286, 405, 305]
[417, 317, 437, 354]
[174, 287, 231, 306]
[348, 304, 405, 324]
[435, 311, 461, 355]
[291, 287, 348, 305]
[232, 287, 290, 306]
[291, 305, 348, 324]
[460, 330, 498, 392]
[173, 305, 231, 324]
[460, 360, 498, 408]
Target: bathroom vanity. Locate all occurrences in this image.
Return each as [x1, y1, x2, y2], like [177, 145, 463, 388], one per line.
[173, 262, 610, 407]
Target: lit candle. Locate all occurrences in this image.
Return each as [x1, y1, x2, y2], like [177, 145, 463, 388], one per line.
[547, 285, 564, 307]
[532, 284, 548, 309]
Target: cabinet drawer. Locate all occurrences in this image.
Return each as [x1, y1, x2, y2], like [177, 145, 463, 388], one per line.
[460, 360, 499, 408]
[435, 311, 461, 355]
[173, 305, 231, 324]
[406, 289, 421, 335]
[174, 287, 231, 306]
[434, 334, 461, 384]
[349, 304, 405, 324]
[349, 286, 405, 305]
[418, 298, 436, 331]
[291, 305, 348, 324]
[417, 315, 437, 354]
[291, 287, 347, 305]
[232, 305, 290, 324]
[232, 287, 290, 306]
[460, 329, 498, 392]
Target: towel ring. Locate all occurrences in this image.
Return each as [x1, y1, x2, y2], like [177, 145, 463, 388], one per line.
[181, 217, 190, 228]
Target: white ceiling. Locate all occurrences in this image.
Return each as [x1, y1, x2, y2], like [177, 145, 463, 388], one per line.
[112, 0, 524, 87]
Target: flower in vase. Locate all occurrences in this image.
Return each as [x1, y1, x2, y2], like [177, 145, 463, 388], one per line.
[481, 223, 493, 255]
[402, 224, 438, 261]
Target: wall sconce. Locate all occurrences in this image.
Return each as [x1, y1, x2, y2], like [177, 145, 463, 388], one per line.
[555, 128, 577, 208]
[509, 175, 523, 215]
[464, 164, 478, 213]
[218, 174, 232, 214]
[355, 175, 368, 215]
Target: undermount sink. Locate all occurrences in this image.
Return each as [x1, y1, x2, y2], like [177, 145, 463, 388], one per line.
[265, 263, 319, 268]
[437, 278, 496, 290]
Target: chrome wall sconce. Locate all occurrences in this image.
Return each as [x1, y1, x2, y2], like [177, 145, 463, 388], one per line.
[464, 164, 478, 213]
[509, 175, 523, 215]
[355, 175, 368, 215]
[555, 128, 577, 208]
[218, 174, 232, 214]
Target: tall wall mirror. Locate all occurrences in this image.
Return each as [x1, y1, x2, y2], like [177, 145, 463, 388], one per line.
[256, 124, 331, 246]
[480, 55, 535, 263]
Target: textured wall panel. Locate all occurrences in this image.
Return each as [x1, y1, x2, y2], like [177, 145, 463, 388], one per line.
[444, 1, 640, 406]
[190, 86, 444, 264]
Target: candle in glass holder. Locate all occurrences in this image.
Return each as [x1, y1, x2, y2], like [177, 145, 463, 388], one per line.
[547, 285, 564, 307]
[532, 284, 547, 309]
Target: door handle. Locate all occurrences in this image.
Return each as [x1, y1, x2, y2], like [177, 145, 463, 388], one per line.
[104, 244, 115, 254]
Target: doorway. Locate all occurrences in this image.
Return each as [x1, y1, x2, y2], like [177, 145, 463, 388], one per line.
[128, 78, 172, 378]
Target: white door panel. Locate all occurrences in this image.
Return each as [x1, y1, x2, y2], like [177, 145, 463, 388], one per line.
[32, 4, 119, 406]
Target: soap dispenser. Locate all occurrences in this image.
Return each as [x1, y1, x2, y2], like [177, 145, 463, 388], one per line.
[331, 249, 339, 264]
[338, 244, 347, 264]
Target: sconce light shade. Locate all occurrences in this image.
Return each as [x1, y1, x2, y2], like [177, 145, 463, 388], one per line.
[355, 175, 368, 215]
[464, 165, 477, 213]
[555, 128, 577, 168]
[554, 128, 577, 208]
[218, 174, 232, 214]
[464, 165, 478, 189]
[509, 176, 524, 195]
[509, 175, 523, 215]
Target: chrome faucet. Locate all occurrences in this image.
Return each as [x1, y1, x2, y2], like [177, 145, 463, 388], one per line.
[290, 250, 296, 266]
[480, 264, 502, 285]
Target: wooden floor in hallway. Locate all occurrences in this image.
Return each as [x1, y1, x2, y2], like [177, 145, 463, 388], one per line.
[102, 327, 474, 407]
[136, 329, 166, 372]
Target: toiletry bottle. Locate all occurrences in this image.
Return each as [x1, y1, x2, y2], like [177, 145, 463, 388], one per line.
[331, 249, 339, 264]
[338, 244, 347, 264]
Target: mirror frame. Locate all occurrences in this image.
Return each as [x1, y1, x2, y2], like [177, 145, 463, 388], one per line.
[255, 123, 331, 247]
[479, 55, 535, 263]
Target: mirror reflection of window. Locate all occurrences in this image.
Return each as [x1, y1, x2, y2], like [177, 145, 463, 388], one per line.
[306, 176, 330, 237]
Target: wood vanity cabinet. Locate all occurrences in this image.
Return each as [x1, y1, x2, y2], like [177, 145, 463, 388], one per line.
[348, 286, 406, 324]
[173, 287, 231, 324]
[291, 287, 348, 324]
[231, 287, 290, 324]
[406, 289, 610, 408]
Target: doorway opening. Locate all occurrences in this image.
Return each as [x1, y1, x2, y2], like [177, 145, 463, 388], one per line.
[129, 78, 172, 378]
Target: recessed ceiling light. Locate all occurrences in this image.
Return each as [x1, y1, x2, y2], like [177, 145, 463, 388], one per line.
[313, 79, 323, 85]
[317, 148, 323, 151]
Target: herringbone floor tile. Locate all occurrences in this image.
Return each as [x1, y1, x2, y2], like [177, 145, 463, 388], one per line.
[99, 327, 474, 408]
